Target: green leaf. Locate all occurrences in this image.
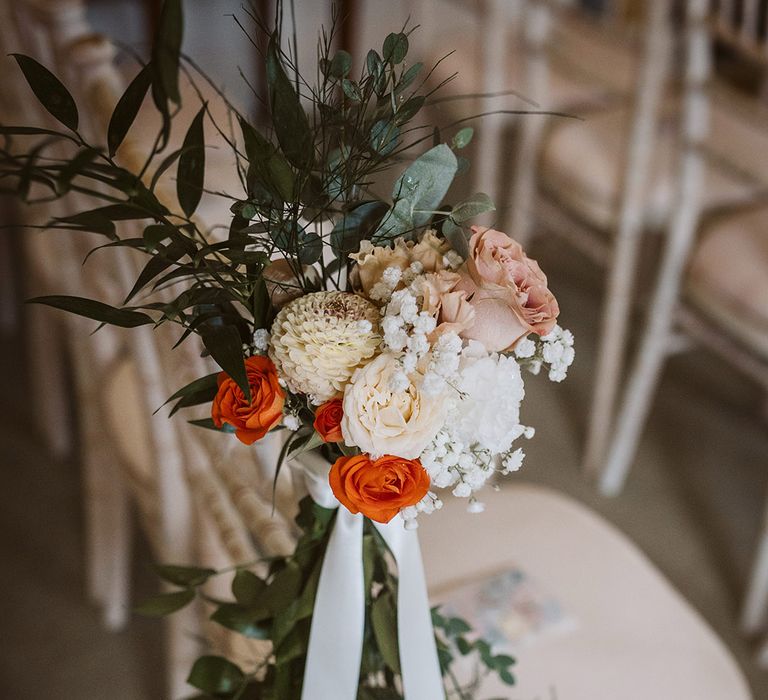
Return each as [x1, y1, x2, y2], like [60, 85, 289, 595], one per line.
[26, 295, 154, 328]
[297, 229, 322, 265]
[330, 200, 389, 255]
[162, 372, 218, 409]
[456, 636, 473, 655]
[108, 63, 153, 156]
[499, 668, 516, 685]
[188, 417, 235, 433]
[177, 105, 206, 218]
[238, 117, 295, 201]
[328, 49, 352, 78]
[232, 569, 268, 606]
[341, 78, 362, 102]
[445, 616, 471, 635]
[442, 218, 468, 259]
[152, 0, 183, 105]
[201, 325, 250, 401]
[11, 54, 78, 131]
[56, 148, 100, 194]
[374, 144, 458, 240]
[153, 564, 216, 587]
[124, 239, 189, 304]
[266, 36, 313, 169]
[371, 592, 401, 674]
[187, 656, 245, 695]
[398, 62, 423, 92]
[370, 119, 399, 156]
[134, 588, 195, 617]
[210, 604, 270, 639]
[450, 193, 495, 222]
[261, 562, 302, 613]
[452, 127, 474, 149]
[142, 223, 174, 251]
[382, 33, 408, 64]
[395, 95, 425, 125]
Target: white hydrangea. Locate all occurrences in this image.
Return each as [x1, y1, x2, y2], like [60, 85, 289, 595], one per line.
[453, 349, 526, 454]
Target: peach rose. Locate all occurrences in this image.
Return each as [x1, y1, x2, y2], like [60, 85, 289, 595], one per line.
[211, 355, 285, 445]
[455, 226, 559, 351]
[313, 398, 344, 443]
[420, 270, 476, 339]
[329, 453, 430, 523]
[350, 230, 451, 299]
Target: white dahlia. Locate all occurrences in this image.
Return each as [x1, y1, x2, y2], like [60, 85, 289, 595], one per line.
[269, 291, 381, 403]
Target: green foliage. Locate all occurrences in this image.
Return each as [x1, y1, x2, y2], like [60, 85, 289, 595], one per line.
[432, 608, 517, 696]
[11, 54, 79, 131]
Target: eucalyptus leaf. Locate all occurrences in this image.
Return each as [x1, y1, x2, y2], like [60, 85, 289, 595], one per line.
[442, 218, 468, 259]
[374, 144, 457, 240]
[11, 54, 78, 131]
[382, 33, 408, 64]
[452, 127, 474, 149]
[328, 49, 352, 78]
[370, 120, 399, 156]
[330, 200, 389, 255]
[108, 63, 153, 156]
[162, 372, 219, 409]
[187, 656, 245, 695]
[26, 295, 154, 328]
[177, 106, 206, 218]
[449, 192, 495, 222]
[134, 588, 195, 617]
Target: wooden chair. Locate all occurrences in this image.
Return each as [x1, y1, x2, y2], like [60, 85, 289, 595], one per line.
[5, 1, 298, 695]
[579, 0, 768, 645]
[416, 0, 646, 235]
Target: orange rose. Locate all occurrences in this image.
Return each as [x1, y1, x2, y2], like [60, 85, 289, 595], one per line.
[211, 355, 285, 445]
[314, 398, 344, 443]
[329, 453, 430, 524]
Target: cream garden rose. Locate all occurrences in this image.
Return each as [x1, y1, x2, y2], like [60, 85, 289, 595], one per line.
[341, 352, 448, 459]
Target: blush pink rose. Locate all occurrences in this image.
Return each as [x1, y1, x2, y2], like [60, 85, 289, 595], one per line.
[454, 226, 559, 351]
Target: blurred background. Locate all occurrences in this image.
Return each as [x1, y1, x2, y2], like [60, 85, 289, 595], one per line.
[1, 0, 768, 698]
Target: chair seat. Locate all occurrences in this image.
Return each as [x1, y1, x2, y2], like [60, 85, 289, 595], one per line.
[540, 92, 768, 232]
[686, 206, 768, 360]
[419, 484, 751, 700]
[428, 11, 637, 118]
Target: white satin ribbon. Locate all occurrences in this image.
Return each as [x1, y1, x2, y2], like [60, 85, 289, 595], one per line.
[295, 453, 445, 700]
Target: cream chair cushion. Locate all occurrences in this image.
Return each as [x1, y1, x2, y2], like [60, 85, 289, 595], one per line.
[540, 93, 768, 231]
[420, 484, 752, 700]
[687, 206, 768, 360]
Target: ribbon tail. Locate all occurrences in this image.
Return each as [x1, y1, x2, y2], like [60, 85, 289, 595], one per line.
[375, 522, 446, 700]
[301, 508, 364, 700]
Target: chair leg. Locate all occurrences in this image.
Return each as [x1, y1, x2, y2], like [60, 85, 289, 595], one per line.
[81, 390, 133, 630]
[164, 603, 203, 699]
[26, 310, 74, 459]
[582, 0, 671, 478]
[741, 500, 768, 635]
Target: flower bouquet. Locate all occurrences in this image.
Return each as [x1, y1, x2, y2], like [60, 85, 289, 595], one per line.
[2, 1, 573, 697]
